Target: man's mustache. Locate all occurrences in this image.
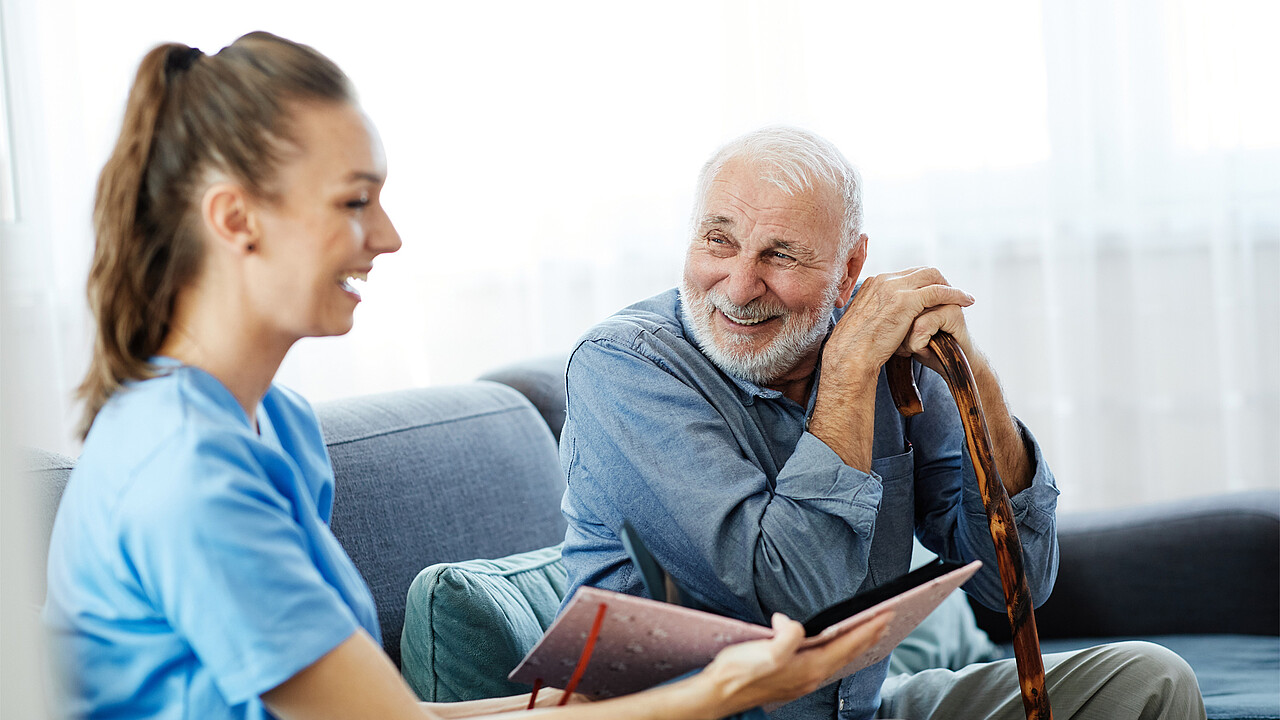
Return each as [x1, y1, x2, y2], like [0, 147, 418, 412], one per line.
[704, 293, 789, 322]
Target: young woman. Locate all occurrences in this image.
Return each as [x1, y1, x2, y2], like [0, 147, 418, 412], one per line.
[42, 33, 888, 720]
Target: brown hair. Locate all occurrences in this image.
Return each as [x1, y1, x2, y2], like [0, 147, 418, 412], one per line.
[78, 31, 353, 437]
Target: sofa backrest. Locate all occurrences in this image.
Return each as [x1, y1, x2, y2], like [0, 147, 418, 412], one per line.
[316, 382, 567, 667]
[971, 489, 1280, 641]
[30, 381, 568, 670]
[482, 355, 1280, 644]
[477, 355, 568, 441]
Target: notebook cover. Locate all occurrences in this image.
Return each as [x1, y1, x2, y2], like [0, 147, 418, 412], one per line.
[507, 560, 982, 698]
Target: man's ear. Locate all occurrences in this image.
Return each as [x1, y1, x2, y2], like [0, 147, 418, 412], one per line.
[834, 233, 869, 308]
[200, 182, 258, 255]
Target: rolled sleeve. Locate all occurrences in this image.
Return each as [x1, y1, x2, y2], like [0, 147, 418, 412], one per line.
[956, 419, 1060, 609]
[773, 432, 884, 515]
[1003, 419, 1060, 534]
[908, 365, 1060, 611]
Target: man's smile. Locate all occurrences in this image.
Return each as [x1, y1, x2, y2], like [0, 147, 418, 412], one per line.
[718, 309, 779, 328]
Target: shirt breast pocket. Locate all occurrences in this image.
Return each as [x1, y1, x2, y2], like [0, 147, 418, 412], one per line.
[871, 444, 915, 483]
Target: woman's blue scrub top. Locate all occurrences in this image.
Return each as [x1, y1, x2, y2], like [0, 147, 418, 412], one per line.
[44, 362, 380, 719]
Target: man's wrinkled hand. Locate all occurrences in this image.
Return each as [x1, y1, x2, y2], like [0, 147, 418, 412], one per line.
[825, 266, 975, 378]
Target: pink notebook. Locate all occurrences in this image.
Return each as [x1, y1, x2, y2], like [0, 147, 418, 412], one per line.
[508, 560, 982, 699]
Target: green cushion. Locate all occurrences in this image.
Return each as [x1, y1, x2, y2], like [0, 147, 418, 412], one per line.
[888, 540, 1001, 675]
[401, 544, 568, 702]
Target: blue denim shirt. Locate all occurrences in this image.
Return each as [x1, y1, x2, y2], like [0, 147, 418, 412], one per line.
[558, 288, 1060, 719]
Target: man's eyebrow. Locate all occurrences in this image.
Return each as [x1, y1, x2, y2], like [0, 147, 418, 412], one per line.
[345, 171, 385, 184]
[768, 239, 818, 260]
[700, 215, 734, 228]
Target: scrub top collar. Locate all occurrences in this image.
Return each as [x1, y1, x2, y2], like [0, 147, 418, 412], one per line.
[147, 356, 277, 441]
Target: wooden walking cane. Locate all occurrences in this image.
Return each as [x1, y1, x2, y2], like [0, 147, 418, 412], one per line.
[885, 334, 1053, 720]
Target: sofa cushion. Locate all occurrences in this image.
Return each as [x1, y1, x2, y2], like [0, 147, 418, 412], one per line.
[317, 382, 567, 668]
[401, 545, 568, 702]
[1036, 635, 1280, 720]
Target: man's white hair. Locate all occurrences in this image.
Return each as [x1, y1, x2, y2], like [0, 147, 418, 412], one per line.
[691, 126, 864, 258]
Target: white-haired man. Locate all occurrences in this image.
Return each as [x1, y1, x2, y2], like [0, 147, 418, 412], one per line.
[557, 127, 1205, 719]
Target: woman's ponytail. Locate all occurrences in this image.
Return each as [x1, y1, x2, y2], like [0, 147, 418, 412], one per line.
[78, 44, 195, 438]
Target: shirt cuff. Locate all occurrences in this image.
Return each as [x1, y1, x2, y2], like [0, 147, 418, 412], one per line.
[774, 432, 884, 518]
[963, 418, 1059, 535]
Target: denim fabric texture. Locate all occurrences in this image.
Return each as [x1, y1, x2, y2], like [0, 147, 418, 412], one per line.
[558, 288, 1060, 720]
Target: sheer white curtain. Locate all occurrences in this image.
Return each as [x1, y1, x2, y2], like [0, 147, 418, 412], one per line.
[841, 0, 1280, 511]
[3, 0, 1277, 513]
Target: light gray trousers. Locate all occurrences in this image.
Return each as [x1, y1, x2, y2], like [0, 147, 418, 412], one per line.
[877, 641, 1207, 720]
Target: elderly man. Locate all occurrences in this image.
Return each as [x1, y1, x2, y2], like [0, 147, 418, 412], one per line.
[557, 127, 1204, 719]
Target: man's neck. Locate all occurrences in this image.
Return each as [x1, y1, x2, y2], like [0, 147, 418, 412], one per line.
[763, 355, 821, 406]
[765, 375, 815, 406]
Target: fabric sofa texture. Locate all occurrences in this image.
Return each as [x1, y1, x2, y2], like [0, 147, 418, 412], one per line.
[28, 364, 1280, 718]
[319, 384, 567, 666]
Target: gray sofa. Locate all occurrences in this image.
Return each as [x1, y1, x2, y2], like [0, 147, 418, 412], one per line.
[29, 366, 1280, 718]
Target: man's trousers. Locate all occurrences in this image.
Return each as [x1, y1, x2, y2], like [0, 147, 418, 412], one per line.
[877, 641, 1206, 720]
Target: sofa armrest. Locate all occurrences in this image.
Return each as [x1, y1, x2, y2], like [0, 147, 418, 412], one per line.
[971, 490, 1280, 641]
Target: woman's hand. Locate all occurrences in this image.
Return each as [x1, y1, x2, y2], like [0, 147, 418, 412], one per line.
[262, 615, 889, 720]
[695, 611, 892, 717]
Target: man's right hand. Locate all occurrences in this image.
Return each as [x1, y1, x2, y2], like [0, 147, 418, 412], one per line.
[823, 266, 975, 379]
[807, 267, 974, 471]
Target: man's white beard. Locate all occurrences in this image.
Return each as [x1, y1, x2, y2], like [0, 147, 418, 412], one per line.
[679, 276, 839, 385]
